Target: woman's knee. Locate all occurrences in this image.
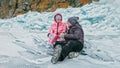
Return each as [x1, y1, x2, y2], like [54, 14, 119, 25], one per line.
[77, 43, 84, 52]
[53, 41, 65, 48]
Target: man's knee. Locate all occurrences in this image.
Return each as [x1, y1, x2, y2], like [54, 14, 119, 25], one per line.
[66, 40, 84, 52]
[66, 40, 75, 45]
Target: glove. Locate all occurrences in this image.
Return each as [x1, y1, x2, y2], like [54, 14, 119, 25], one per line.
[48, 34, 54, 39]
[60, 32, 66, 38]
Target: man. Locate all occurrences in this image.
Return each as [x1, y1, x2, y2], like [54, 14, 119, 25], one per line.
[51, 16, 84, 64]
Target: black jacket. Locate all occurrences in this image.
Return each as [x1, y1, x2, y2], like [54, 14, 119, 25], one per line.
[64, 23, 84, 44]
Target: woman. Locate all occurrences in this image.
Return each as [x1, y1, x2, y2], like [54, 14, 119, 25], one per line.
[48, 13, 66, 46]
[51, 16, 84, 64]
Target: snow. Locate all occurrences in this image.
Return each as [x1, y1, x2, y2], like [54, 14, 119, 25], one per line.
[0, 0, 120, 68]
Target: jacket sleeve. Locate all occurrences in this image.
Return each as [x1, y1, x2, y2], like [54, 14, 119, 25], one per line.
[48, 24, 54, 37]
[48, 24, 54, 34]
[64, 29, 81, 40]
[58, 23, 67, 34]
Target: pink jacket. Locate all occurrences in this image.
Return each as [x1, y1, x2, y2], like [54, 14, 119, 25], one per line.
[48, 22, 66, 44]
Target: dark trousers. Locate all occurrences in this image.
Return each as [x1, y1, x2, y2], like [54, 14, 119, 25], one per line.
[53, 40, 83, 61]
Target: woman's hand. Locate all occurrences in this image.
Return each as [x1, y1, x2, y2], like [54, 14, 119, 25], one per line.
[48, 34, 55, 39]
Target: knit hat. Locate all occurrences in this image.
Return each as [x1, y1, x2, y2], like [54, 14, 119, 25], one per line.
[68, 17, 79, 26]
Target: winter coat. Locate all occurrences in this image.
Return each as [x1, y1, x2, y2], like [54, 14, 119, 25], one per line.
[64, 17, 84, 44]
[48, 22, 66, 44]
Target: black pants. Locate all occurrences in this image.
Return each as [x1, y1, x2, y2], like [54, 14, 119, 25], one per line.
[53, 40, 83, 61]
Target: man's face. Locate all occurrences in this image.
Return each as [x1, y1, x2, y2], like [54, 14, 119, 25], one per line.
[66, 22, 72, 28]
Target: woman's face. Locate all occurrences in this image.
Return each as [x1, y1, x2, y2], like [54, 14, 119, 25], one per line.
[56, 19, 62, 23]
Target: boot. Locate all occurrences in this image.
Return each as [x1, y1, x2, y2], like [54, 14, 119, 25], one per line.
[68, 52, 79, 59]
[51, 45, 62, 64]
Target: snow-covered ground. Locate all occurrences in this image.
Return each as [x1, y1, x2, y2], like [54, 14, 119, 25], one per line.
[0, 0, 120, 68]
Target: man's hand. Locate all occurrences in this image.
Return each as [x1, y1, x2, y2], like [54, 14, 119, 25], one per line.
[59, 32, 66, 38]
